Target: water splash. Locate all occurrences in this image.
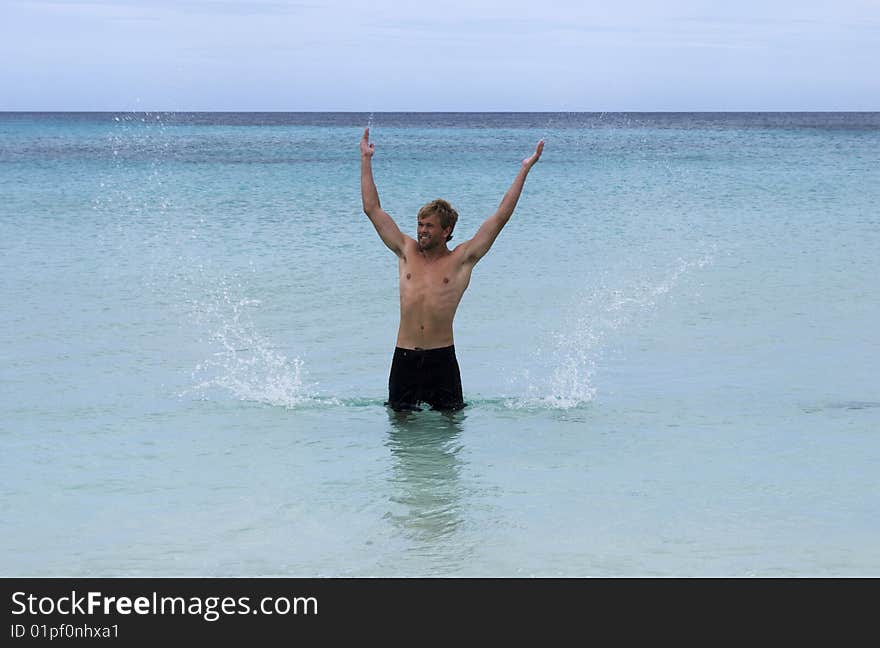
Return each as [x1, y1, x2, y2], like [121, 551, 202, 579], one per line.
[93, 114, 326, 410]
[507, 251, 714, 410]
[183, 277, 327, 409]
[542, 115, 553, 143]
[94, 113, 171, 212]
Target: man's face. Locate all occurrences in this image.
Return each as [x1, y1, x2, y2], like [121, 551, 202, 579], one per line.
[417, 213, 449, 251]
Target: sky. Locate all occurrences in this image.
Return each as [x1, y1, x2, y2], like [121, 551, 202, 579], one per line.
[2, 0, 879, 111]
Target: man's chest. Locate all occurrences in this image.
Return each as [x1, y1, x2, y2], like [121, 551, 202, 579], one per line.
[399, 258, 470, 299]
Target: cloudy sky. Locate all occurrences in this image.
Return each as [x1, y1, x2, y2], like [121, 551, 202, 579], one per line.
[2, 0, 879, 110]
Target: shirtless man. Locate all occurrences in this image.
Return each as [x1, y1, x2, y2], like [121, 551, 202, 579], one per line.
[360, 127, 543, 411]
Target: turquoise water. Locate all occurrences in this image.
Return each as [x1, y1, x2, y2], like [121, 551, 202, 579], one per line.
[2, 112, 879, 576]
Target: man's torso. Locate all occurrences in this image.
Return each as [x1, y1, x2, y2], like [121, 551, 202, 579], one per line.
[396, 237, 473, 349]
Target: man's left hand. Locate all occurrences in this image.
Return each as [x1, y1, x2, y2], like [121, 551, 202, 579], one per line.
[522, 140, 544, 169]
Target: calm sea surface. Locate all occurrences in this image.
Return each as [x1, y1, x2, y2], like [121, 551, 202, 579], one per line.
[2, 112, 878, 575]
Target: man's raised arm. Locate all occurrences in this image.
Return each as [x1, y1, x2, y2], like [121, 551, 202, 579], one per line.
[464, 140, 544, 264]
[360, 128, 406, 257]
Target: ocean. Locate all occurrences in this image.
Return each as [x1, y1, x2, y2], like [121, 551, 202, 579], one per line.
[1, 112, 878, 576]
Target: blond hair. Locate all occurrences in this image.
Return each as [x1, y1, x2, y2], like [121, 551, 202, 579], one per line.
[417, 199, 459, 242]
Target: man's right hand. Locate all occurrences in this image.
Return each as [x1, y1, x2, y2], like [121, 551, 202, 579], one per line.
[360, 127, 375, 159]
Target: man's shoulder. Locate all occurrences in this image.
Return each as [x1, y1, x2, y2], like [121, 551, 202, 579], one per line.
[400, 235, 418, 250]
[397, 235, 418, 259]
[451, 239, 479, 265]
[450, 240, 472, 255]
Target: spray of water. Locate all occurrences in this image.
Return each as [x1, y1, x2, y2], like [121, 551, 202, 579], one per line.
[182, 278, 327, 408]
[507, 252, 714, 410]
[96, 114, 325, 410]
[188, 280, 313, 408]
[542, 115, 553, 144]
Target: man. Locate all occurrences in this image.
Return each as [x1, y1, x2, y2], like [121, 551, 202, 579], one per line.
[360, 127, 543, 412]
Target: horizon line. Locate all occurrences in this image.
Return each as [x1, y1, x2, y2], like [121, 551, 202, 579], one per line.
[2, 109, 879, 114]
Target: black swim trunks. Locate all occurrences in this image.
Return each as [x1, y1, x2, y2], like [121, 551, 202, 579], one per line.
[386, 345, 465, 412]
